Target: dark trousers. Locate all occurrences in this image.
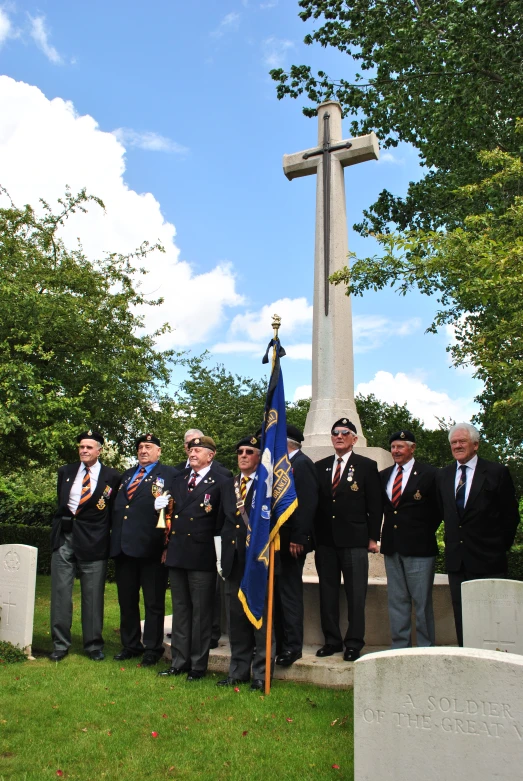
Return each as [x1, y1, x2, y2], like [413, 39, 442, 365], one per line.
[275, 553, 306, 654]
[51, 532, 107, 653]
[114, 553, 167, 656]
[448, 566, 506, 647]
[315, 544, 369, 651]
[169, 567, 216, 673]
[225, 558, 275, 682]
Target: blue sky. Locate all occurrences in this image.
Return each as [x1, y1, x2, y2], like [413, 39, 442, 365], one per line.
[0, 1, 481, 427]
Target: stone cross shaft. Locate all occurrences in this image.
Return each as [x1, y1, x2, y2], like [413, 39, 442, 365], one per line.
[283, 101, 379, 451]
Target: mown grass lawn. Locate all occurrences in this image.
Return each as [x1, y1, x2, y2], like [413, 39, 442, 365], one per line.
[0, 576, 354, 781]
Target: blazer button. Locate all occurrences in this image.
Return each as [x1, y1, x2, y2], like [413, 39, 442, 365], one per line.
[188, 533, 191, 536]
[124, 516, 127, 520]
[174, 515, 178, 519]
[236, 524, 240, 529]
[190, 518, 193, 521]
[333, 499, 336, 503]
[394, 511, 398, 515]
[394, 525, 398, 529]
[200, 504, 204, 507]
[332, 515, 336, 519]
[125, 505, 129, 509]
[232, 540, 235, 545]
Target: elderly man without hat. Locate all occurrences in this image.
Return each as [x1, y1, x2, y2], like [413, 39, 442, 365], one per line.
[313, 418, 383, 661]
[274, 424, 318, 667]
[110, 434, 180, 666]
[49, 430, 120, 661]
[380, 430, 441, 648]
[158, 436, 227, 681]
[215, 434, 276, 690]
[437, 422, 520, 646]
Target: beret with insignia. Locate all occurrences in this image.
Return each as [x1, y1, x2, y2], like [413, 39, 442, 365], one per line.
[188, 435, 216, 452]
[331, 418, 357, 435]
[286, 424, 304, 444]
[236, 435, 261, 451]
[389, 430, 416, 445]
[77, 430, 104, 446]
[135, 433, 161, 449]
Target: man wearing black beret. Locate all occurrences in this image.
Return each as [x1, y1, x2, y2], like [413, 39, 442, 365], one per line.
[314, 418, 383, 661]
[50, 430, 120, 661]
[111, 434, 180, 666]
[380, 431, 441, 648]
[275, 424, 318, 667]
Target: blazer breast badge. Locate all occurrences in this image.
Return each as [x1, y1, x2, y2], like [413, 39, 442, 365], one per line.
[413, 489, 422, 501]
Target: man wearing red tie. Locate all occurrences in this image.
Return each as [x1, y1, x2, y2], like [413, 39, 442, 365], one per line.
[314, 418, 382, 661]
[50, 431, 120, 661]
[380, 430, 441, 648]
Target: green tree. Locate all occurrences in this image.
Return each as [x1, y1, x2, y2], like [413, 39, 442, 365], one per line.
[271, 0, 522, 234]
[0, 187, 178, 470]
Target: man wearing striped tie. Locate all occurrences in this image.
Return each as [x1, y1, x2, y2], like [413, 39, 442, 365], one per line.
[50, 431, 120, 661]
[314, 419, 382, 662]
[380, 430, 441, 648]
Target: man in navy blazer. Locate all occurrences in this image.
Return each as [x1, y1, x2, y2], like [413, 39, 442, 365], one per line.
[110, 434, 179, 666]
[314, 418, 383, 661]
[50, 430, 120, 661]
[380, 430, 441, 648]
[437, 422, 520, 646]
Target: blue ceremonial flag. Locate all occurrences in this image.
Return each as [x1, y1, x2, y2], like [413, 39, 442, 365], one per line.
[238, 337, 298, 629]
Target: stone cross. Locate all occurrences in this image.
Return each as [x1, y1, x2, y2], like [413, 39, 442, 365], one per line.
[283, 101, 379, 454]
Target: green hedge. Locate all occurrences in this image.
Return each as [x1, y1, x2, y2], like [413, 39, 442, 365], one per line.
[0, 523, 115, 581]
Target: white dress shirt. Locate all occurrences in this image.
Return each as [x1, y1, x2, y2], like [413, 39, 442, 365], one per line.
[386, 458, 415, 501]
[68, 460, 101, 514]
[188, 464, 211, 486]
[454, 455, 478, 506]
[331, 450, 352, 481]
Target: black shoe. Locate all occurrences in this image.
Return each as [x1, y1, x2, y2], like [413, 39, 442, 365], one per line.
[187, 670, 205, 681]
[343, 648, 360, 662]
[88, 650, 105, 661]
[250, 679, 264, 691]
[141, 653, 162, 667]
[113, 649, 142, 661]
[49, 650, 68, 662]
[157, 666, 189, 677]
[316, 643, 343, 658]
[216, 677, 247, 687]
[276, 650, 302, 667]
[209, 639, 219, 649]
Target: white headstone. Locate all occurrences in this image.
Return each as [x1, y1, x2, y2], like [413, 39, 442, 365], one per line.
[462, 578, 523, 655]
[354, 647, 523, 781]
[0, 544, 38, 654]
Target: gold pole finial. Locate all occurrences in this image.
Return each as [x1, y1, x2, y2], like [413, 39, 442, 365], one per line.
[272, 314, 281, 340]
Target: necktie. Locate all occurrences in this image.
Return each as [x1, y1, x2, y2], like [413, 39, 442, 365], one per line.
[240, 476, 248, 502]
[127, 467, 146, 500]
[332, 457, 343, 494]
[77, 466, 91, 512]
[188, 471, 199, 491]
[456, 464, 467, 516]
[391, 466, 403, 507]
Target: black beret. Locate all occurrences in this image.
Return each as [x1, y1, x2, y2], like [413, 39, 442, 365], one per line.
[331, 418, 357, 435]
[236, 435, 261, 451]
[286, 424, 304, 443]
[389, 430, 416, 444]
[77, 430, 104, 446]
[188, 435, 216, 452]
[135, 433, 161, 449]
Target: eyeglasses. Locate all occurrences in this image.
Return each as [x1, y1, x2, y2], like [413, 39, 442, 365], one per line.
[332, 429, 353, 436]
[237, 448, 256, 455]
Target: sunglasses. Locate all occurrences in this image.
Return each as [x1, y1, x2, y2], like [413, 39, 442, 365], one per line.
[332, 429, 353, 436]
[237, 448, 256, 455]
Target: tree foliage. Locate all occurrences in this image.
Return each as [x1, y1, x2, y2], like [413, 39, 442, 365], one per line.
[0, 188, 178, 470]
[271, 0, 522, 233]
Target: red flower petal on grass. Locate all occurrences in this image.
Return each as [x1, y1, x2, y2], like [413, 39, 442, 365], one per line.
[234, 687, 240, 693]
[242, 730, 248, 737]
[162, 714, 168, 718]
[56, 772, 64, 777]
[151, 731, 159, 738]
[120, 667, 125, 671]
[332, 765, 340, 770]
[286, 718, 293, 723]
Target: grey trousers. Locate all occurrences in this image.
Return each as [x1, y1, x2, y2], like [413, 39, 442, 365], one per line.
[225, 558, 275, 682]
[169, 567, 216, 673]
[51, 532, 107, 653]
[384, 552, 436, 648]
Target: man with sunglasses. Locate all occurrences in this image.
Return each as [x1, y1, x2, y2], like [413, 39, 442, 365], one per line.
[314, 418, 382, 661]
[216, 435, 275, 690]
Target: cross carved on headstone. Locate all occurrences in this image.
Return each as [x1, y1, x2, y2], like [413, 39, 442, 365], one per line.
[483, 619, 516, 651]
[1, 591, 16, 625]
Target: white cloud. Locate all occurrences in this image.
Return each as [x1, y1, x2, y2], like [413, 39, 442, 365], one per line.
[212, 340, 265, 357]
[260, 0, 278, 8]
[294, 384, 312, 401]
[0, 8, 12, 46]
[210, 12, 240, 38]
[377, 151, 404, 165]
[354, 315, 421, 353]
[229, 297, 312, 341]
[28, 14, 62, 64]
[262, 36, 294, 68]
[0, 75, 244, 348]
[356, 370, 478, 429]
[112, 128, 188, 154]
